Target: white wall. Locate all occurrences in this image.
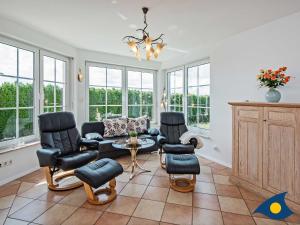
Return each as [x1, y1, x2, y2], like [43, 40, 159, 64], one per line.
[163, 12, 300, 166]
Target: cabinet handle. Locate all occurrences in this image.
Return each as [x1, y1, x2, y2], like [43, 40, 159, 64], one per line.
[263, 119, 267, 122]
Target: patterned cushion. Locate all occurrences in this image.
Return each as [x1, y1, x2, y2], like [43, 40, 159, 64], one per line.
[127, 116, 148, 134]
[103, 117, 128, 137]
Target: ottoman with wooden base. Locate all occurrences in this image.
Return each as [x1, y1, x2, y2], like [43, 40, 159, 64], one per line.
[166, 154, 200, 192]
[75, 158, 123, 205]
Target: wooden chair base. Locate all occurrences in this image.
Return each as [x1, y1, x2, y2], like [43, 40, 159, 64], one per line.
[83, 179, 117, 205]
[169, 174, 196, 192]
[44, 167, 83, 191]
[159, 149, 166, 169]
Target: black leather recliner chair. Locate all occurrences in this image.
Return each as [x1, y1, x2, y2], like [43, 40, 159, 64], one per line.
[36, 112, 99, 191]
[157, 112, 197, 168]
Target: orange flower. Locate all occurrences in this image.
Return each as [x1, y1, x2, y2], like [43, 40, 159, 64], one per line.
[282, 66, 287, 71]
[268, 69, 272, 73]
[256, 75, 261, 79]
[264, 74, 271, 79]
[271, 76, 276, 81]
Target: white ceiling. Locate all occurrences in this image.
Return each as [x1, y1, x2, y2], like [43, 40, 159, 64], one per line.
[1, 0, 300, 61]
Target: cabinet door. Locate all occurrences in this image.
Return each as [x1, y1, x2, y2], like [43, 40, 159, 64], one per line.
[233, 106, 263, 186]
[263, 107, 299, 201]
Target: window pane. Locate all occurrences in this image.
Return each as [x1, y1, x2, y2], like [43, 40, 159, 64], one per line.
[128, 106, 141, 118]
[187, 87, 198, 106]
[188, 107, 197, 126]
[175, 70, 183, 88]
[142, 90, 153, 105]
[43, 107, 54, 113]
[89, 67, 106, 86]
[128, 89, 141, 105]
[56, 83, 64, 107]
[19, 79, 34, 107]
[0, 43, 17, 76]
[107, 68, 122, 87]
[107, 106, 122, 118]
[43, 56, 55, 81]
[188, 66, 198, 86]
[89, 87, 105, 105]
[19, 49, 34, 78]
[0, 109, 16, 142]
[56, 59, 65, 83]
[19, 108, 33, 137]
[142, 72, 153, 89]
[56, 106, 63, 112]
[107, 88, 122, 105]
[198, 64, 210, 85]
[128, 71, 141, 88]
[89, 106, 105, 121]
[43, 82, 55, 107]
[142, 106, 152, 119]
[0, 76, 16, 107]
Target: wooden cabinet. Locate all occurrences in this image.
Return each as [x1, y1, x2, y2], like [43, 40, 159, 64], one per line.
[230, 102, 300, 212]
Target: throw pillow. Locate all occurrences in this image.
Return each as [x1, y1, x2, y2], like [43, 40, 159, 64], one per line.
[103, 117, 128, 137]
[127, 116, 148, 134]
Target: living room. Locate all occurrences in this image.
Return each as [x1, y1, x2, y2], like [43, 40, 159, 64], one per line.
[0, 0, 300, 225]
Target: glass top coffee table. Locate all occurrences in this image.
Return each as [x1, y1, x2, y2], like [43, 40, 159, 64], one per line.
[112, 138, 155, 180]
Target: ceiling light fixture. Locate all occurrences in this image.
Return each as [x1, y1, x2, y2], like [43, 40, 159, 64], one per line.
[123, 7, 166, 61]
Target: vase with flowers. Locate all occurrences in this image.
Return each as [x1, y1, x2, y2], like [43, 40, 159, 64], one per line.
[257, 66, 291, 102]
[129, 131, 138, 145]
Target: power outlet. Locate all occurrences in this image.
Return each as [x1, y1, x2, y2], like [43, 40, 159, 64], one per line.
[0, 160, 12, 168]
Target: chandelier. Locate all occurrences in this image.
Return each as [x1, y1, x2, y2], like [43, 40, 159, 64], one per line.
[123, 7, 166, 61]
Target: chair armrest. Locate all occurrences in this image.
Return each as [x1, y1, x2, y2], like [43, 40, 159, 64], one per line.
[85, 132, 103, 141]
[157, 135, 167, 148]
[148, 128, 159, 136]
[36, 148, 61, 167]
[80, 139, 99, 150]
[189, 138, 198, 148]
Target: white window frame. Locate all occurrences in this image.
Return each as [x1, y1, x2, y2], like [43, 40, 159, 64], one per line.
[0, 35, 39, 148]
[86, 62, 157, 122]
[40, 50, 70, 114]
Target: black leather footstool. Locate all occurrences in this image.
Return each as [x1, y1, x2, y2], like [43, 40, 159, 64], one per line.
[75, 158, 123, 205]
[166, 154, 200, 192]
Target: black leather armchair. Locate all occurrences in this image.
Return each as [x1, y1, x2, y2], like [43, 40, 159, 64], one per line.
[158, 112, 197, 168]
[37, 112, 99, 191]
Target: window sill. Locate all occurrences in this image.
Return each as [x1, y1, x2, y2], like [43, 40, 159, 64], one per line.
[0, 140, 40, 154]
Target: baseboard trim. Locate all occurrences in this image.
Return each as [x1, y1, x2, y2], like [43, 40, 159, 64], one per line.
[0, 166, 40, 186]
[197, 152, 232, 168]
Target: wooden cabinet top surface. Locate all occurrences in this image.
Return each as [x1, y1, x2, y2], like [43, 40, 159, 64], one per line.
[228, 102, 300, 108]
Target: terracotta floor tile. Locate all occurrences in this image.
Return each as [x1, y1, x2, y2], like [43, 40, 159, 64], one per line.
[200, 166, 212, 175]
[33, 203, 77, 225]
[130, 174, 153, 185]
[215, 184, 242, 198]
[137, 153, 151, 160]
[222, 212, 255, 225]
[193, 208, 223, 225]
[218, 196, 250, 215]
[81, 200, 111, 211]
[239, 187, 265, 202]
[10, 199, 54, 222]
[0, 182, 20, 198]
[208, 163, 227, 170]
[244, 199, 267, 218]
[4, 218, 29, 225]
[133, 199, 165, 221]
[285, 213, 300, 224]
[0, 195, 15, 210]
[149, 176, 170, 188]
[9, 197, 33, 215]
[213, 175, 233, 185]
[128, 217, 160, 225]
[160, 222, 177, 225]
[59, 188, 87, 206]
[155, 168, 169, 177]
[62, 208, 102, 225]
[197, 156, 214, 166]
[38, 190, 72, 203]
[197, 173, 214, 183]
[143, 160, 160, 169]
[0, 209, 10, 225]
[167, 189, 193, 206]
[254, 217, 288, 225]
[212, 168, 232, 176]
[17, 182, 36, 195]
[193, 193, 220, 210]
[19, 170, 45, 184]
[106, 196, 140, 216]
[143, 186, 169, 202]
[116, 172, 131, 182]
[194, 182, 216, 195]
[148, 153, 160, 161]
[17, 183, 48, 199]
[95, 212, 130, 225]
[120, 183, 147, 198]
[161, 203, 193, 225]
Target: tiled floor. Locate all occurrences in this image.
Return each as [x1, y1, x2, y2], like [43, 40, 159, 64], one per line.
[0, 152, 299, 225]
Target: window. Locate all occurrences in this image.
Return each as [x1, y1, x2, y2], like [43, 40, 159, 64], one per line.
[128, 70, 154, 119]
[88, 66, 123, 121]
[187, 64, 210, 129]
[0, 42, 35, 143]
[42, 54, 67, 112]
[167, 69, 184, 112]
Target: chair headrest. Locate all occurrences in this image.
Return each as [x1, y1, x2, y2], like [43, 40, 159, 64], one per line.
[38, 111, 76, 132]
[160, 112, 186, 126]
